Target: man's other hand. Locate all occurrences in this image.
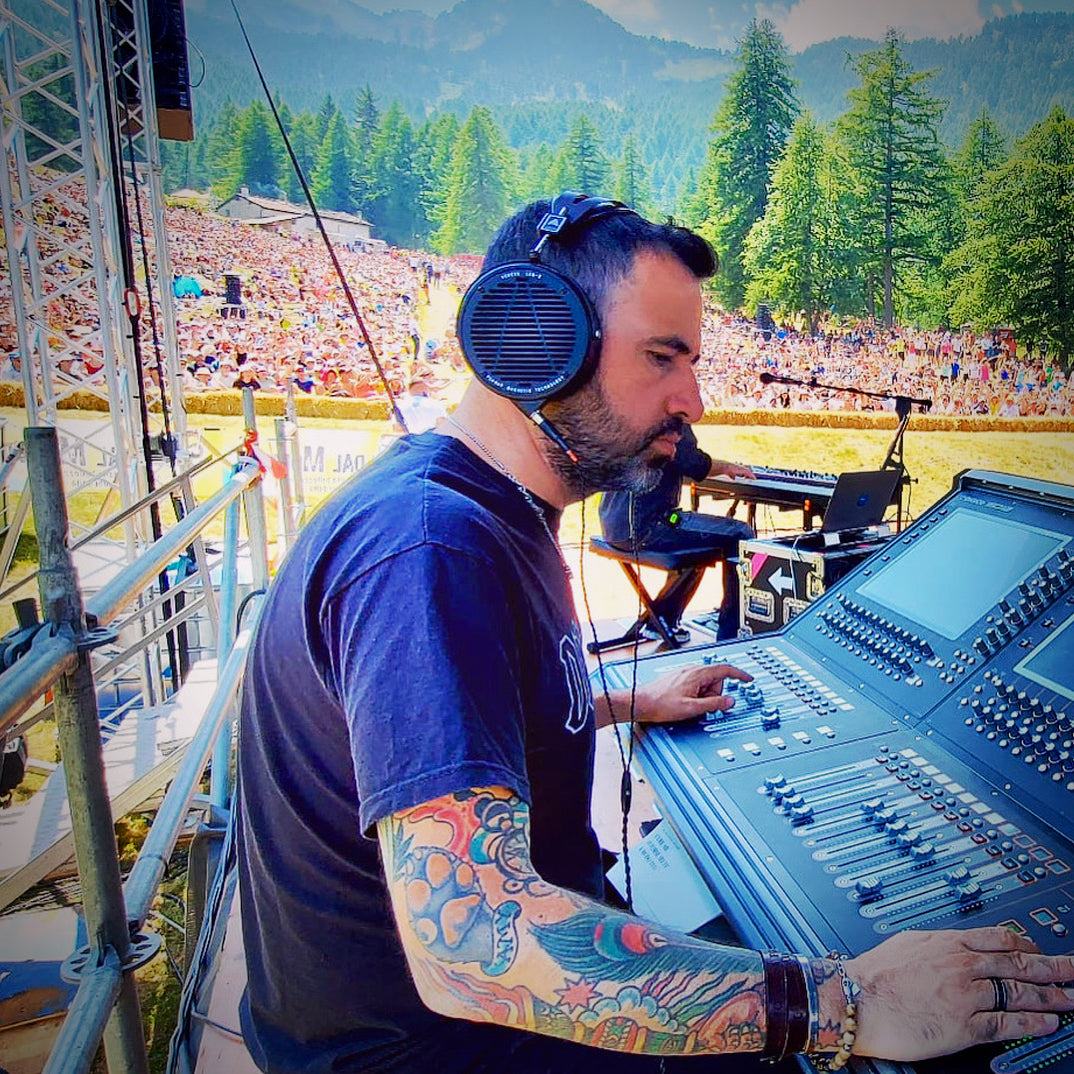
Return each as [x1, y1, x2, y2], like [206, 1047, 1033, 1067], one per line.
[712, 460, 756, 480]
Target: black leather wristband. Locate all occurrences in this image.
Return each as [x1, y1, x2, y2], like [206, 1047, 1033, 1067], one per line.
[784, 954, 810, 1057]
[760, 952, 789, 1061]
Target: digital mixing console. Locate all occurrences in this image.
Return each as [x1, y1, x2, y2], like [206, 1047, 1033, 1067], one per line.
[600, 471, 1074, 1074]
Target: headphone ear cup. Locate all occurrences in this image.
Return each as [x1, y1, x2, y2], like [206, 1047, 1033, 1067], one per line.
[457, 262, 600, 404]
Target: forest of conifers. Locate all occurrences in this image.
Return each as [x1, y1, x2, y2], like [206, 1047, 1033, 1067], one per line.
[160, 4, 1074, 355]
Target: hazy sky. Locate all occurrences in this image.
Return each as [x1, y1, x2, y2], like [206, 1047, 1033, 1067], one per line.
[358, 0, 1074, 50]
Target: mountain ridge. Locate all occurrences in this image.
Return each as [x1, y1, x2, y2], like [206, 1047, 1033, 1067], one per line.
[180, 1, 1074, 205]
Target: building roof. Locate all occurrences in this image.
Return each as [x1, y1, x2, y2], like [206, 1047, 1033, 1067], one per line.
[237, 212, 300, 227]
[218, 189, 370, 227]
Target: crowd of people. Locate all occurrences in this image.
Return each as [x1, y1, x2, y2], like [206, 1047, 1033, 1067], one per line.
[2, 183, 1070, 420]
[699, 312, 1073, 417]
[167, 206, 473, 406]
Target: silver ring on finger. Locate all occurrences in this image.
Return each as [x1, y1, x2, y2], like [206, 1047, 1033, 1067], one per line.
[989, 976, 1009, 1013]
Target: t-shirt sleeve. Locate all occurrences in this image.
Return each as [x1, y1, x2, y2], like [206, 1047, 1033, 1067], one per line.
[675, 425, 711, 481]
[322, 541, 530, 836]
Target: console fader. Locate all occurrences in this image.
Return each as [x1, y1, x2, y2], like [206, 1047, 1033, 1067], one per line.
[600, 471, 1074, 1074]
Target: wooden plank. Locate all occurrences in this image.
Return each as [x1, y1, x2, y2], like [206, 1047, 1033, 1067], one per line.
[192, 883, 261, 1074]
[0, 659, 219, 910]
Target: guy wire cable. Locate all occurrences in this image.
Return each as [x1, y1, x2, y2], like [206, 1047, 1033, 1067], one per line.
[228, 0, 409, 433]
[121, 117, 178, 481]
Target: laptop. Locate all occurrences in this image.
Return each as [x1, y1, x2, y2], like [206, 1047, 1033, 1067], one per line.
[820, 469, 901, 535]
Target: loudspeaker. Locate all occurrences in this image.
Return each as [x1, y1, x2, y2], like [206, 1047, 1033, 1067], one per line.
[457, 192, 637, 410]
[224, 274, 243, 306]
[150, 0, 194, 142]
[107, 0, 194, 142]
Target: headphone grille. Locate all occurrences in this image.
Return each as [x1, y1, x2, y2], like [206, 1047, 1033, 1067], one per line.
[458, 268, 593, 401]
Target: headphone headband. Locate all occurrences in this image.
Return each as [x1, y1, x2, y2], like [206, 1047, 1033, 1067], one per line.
[531, 192, 637, 261]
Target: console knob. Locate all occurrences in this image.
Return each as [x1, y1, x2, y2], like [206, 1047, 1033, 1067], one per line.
[957, 880, 983, 902]
[855, 875, 883, 899]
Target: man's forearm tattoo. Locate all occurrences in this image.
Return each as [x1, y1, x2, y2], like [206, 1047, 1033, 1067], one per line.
[389, 788, 765, 1055]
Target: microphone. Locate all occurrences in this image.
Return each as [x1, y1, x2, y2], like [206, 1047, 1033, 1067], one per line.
[760, 371, 797, 386]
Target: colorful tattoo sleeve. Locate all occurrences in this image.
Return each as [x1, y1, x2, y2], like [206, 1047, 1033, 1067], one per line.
[378, 786, 767, 1057]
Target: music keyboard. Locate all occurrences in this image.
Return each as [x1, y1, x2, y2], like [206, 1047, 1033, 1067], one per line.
[691, 466, 838, 527]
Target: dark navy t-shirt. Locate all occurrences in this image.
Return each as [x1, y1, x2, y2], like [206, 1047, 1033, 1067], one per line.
[236, 432, 601, 1073]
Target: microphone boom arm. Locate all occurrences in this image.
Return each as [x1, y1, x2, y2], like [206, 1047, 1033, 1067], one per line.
[758, 370, 932, 532]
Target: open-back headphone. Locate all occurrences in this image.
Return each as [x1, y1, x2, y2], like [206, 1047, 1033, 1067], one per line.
[456, 191, 640, 462]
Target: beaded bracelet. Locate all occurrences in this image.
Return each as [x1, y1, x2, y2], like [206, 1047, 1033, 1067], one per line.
[812, 954, 861, 1072]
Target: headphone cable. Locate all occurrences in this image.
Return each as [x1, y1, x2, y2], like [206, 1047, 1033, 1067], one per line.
[579, 494, 639, 912]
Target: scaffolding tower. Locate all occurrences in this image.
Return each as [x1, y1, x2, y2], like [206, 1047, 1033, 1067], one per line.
[0, 0, 186, 575]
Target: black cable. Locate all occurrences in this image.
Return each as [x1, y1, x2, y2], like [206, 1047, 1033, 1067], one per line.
[96, 6, 181, 688]
[124, 119, 178, 480]
[579, 496, 637, 912]
[227, 0, 409, 433]
[236, 587, 266, 633]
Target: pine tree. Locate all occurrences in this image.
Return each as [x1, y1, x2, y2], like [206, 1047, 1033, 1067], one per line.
[207, 99, 241, 198]
[838, 28, 948, 328]
[953, 111, 1008, 218]
[745, 116, 866, 330]
[948, 105, 1074, 365]
[552, 115, 611, 195]
[315, 94, 339, 143]
[415, 111, 461, 239]
[436, 107, 518, 254]
[613, 136, 653, 214]
[520, 145, 556, 201]
[368, 103, 423, 246]
[284, 112, 320, 204]
[352, 86, 380, 214]
[311, 111, 355, 213]
[697, 18, 799, 308]
[235, 101, 281, 198]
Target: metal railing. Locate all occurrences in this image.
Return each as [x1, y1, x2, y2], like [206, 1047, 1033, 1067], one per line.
[0, 403, 280, 1074]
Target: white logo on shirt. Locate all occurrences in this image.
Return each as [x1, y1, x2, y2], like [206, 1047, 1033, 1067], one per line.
[559, 627, 591, 735]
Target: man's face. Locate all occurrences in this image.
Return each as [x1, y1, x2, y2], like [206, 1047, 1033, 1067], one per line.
[543, 250, 704, 496]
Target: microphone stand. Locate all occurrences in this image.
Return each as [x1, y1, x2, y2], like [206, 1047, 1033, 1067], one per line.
[759, 372, 932, 531]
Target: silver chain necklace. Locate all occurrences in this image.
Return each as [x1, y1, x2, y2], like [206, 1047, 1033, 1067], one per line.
[444, 415, 572, 580]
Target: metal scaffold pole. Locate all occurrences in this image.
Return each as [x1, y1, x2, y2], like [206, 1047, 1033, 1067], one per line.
[27, 427, 150, 1074]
